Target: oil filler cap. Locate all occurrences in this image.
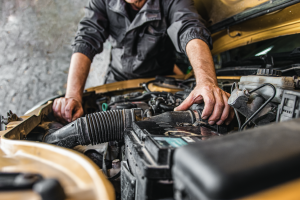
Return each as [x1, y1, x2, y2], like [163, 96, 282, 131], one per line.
[257, 69, 282, 77]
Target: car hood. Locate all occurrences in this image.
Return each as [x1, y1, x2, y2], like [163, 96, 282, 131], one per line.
[196, 0, 300, 33]
[199, 0, 300, 55]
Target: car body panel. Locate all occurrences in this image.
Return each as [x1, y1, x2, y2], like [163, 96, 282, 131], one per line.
[211, 2, 300, 55]
[85, 75, 187, 94]
[85, 74, 241, 94]
[2, 1, 300, 199]
[0, 102, 115, 200]
[242, 177, 300, 200]
[195, 0, 270, 26]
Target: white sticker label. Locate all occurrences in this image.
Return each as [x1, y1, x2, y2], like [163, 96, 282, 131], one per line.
[182, 137, 195, 143]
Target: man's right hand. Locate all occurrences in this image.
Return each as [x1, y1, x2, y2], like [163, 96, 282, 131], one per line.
[53, 97, 84, 124]
[53, 53, 91, 124]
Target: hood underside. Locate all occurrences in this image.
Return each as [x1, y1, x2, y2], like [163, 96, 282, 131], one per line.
[207, 1, 300, 55]
[195, 0, 300, 33]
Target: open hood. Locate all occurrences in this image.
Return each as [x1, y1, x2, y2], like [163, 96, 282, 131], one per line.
[197, 0, 300, 55]
[195, 0, 300, 33]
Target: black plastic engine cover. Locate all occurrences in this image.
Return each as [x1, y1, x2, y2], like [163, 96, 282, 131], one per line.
[173, 118, 300, 200]
[122, 110, 227, 200]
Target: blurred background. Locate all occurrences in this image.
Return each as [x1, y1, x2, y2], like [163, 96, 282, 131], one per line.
[0, 0, 111, 119]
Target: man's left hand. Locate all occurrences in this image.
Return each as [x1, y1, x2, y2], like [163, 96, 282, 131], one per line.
[174, 82, 234, 126]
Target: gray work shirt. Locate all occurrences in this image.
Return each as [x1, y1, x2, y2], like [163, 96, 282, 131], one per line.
[73, 0, 212, 82]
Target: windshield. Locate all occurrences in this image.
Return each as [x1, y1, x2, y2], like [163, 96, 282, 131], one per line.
[213, 33, 300, 71]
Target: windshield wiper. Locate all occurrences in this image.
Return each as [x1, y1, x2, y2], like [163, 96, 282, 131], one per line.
[222, 52, 300, 69]
[291, 47, 300, 55]
[221, 55, 274, 68]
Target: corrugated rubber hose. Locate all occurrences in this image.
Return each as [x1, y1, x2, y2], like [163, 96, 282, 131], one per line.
[44, 109, 131, 148]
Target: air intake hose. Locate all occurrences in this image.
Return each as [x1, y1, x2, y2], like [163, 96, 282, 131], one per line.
[45, 108, 230, 149]
[44, 109, 133, 148]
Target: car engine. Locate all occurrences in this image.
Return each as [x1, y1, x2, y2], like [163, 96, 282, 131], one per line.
[24, 69, 300, 200]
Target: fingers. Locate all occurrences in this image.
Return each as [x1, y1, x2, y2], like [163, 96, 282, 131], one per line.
[65, 100, 74, 123]
[65, 98, 84, 122]
[174, 92, 204, 111]
[216, 93, 231, 125]
[55, 98, 62, 120]
[52, 97, 83, 124]
[72, 106, 84, 121]
[207, 89, 224, 125]
[174, 93, 193, 111]
[57, 98, 68, 124]
[201, 90, 215, 120]
[224, 108, 235, 125]
[174, 83, 235, 126]
[60, 98, 66, 120]
[52, 99, 58, 119]
[224, 93, 235, 125]
[174, 92, 197, 111]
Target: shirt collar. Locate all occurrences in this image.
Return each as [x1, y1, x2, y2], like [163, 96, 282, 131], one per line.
[108, 0, 160, 17]
[109, 0, 162, 35]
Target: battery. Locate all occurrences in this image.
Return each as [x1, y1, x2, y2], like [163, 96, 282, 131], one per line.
[122, 111, 224, 200]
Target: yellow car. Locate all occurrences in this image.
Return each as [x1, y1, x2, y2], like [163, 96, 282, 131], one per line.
[1, 0, 300, 199]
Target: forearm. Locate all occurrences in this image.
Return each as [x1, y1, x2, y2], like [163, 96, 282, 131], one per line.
[65, 53, 91, 102]
[186, 39, 217, 86]
[180, 38, 234, 125]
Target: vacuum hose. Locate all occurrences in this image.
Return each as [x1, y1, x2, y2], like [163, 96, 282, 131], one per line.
[44, 109, 133, 148]
[45, 108, 230, 148]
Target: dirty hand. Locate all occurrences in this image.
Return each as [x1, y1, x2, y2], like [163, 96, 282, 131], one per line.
[52, 97, 84, 124]
[174, 82, 234, 125]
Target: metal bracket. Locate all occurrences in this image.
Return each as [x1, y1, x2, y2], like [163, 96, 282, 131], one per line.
[277, 92, 298, 122]
[260, 55, 274, 68]
[227, 27, 241, 38]
[1, 110, 21, 125]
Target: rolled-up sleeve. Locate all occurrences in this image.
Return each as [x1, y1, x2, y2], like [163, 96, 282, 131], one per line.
[166, 0, 213, 54]
[72, 0, 109, 61]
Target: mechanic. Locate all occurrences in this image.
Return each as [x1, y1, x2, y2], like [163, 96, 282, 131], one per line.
[53, 0, 234, 126]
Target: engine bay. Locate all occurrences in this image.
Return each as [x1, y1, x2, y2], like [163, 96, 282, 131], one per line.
[2, 2, 300, 199]
[18, 68, 300, 199]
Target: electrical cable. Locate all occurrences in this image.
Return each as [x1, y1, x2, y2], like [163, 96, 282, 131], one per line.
[102, 143, 109, 176]
[159, 103, 175, 111]
[234, 109, 241, 130]
[239, 83, 276, 131]
[281, 66, 300, 73]
[144, 78, 196, 92]
[231, 82, 241, 130]
[179, 84, 190, 89]
[108, 171, 121, 181]
[181, 78, 196, 90]
[182, 78, 196, 83]
[107, 92, 168, 106]
[143, 80, 157, 92]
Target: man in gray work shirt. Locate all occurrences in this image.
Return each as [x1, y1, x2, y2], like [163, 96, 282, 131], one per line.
[53, 0, 234, 126]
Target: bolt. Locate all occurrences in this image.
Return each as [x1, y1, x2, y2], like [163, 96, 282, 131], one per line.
[243, 89, 250, 97]
[112, 159, 120, 169]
